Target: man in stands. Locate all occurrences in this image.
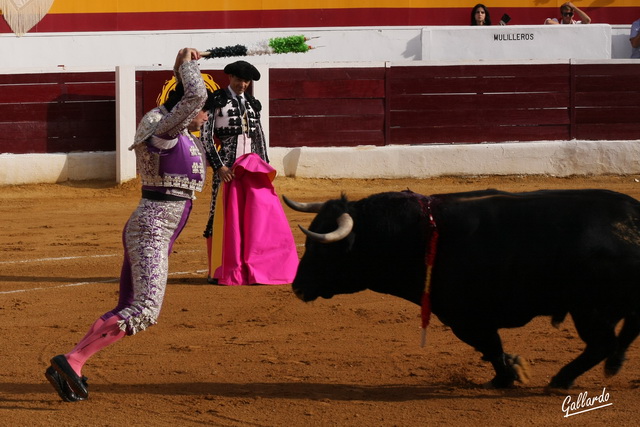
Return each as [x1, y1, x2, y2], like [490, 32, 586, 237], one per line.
[544, 2, 591, 25]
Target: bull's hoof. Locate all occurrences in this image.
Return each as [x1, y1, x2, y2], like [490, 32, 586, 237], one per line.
[547, 376, 574, 391]
[604, 355, 624, 377]
[507, 354, 531, 384]
[488, 374, 516, 389]
[486, 353, 531, 388]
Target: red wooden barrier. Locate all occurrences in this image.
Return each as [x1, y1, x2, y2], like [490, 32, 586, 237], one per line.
[386, 64, 572, 144]
[573, 64, 640, 141]
[269, 68, 386, 147]
[0, 72, 116, 154]
[1, 63, 638, 155]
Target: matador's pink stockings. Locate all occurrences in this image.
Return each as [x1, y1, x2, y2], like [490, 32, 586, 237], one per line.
[64, 315, 126, 376]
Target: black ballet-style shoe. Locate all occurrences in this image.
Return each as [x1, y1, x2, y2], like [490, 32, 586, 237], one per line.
[50, 354, 89, 399]
[45, 366, 87, 402]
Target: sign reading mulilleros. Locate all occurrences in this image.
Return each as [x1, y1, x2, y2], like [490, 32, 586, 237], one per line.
[494, 33, 535, 41]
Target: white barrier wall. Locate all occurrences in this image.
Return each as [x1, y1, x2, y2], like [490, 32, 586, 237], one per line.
[0, 27, 425, 70]
[270, 141, 640, 178]
[0, 24, 634, 72]
[0, 152, 116, 184]
[3, 140, 640, 186]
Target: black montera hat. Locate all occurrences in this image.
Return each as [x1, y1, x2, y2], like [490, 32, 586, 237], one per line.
[224, 60, 261, 81]
[163, 83, 215, 112]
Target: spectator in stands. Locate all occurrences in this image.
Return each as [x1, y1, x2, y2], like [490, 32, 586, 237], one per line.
[544, 2, 591, 25]
[631, 18, 640, 59]
[470, 4, 492, 26]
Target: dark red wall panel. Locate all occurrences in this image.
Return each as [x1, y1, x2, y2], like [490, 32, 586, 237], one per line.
[1, 63, 639, 155]
[0, 72, 116, 154]
[572, 63, 640, 140]
[269, 67, 386, 147]
[385, 63, 574, 145]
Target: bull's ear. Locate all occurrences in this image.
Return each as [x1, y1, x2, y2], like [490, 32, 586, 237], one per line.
[282, 195, 324, 213]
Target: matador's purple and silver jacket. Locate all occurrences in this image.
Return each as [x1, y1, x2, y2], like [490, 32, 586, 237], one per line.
[129, 60, 208, 199]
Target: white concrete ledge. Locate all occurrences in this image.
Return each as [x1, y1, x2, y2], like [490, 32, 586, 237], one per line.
[67, 152, 116, 181]
[270, 140, 640, 178]
[0, 25, 634, 71]
[2, 141, 639, 186]
[0, 152, 115, 185]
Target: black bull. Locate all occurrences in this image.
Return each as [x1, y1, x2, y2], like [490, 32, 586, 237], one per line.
[283, 189, 640, 389]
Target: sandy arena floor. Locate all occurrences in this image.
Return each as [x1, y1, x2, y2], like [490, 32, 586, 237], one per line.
[1, 175, 639, 426]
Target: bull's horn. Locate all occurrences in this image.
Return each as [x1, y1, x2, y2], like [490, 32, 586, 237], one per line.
[282, 195, 324, 213]
[299, 213, 353, 243]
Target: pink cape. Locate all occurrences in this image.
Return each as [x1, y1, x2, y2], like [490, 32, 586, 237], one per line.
[213, 153, 299, 286]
